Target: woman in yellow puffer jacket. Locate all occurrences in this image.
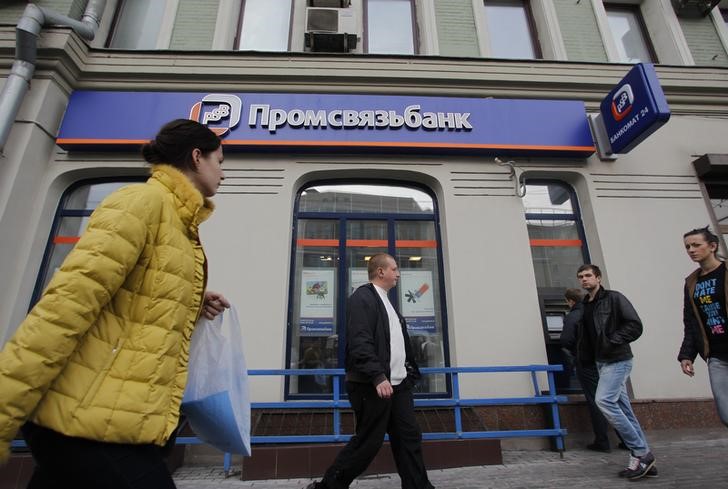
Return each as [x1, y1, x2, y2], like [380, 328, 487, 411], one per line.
[0, 119, 229, 488]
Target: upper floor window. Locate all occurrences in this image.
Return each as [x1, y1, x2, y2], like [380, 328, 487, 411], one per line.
[483, 0, 540, 59]
[107, 0, 168, 49]
[365, 0, 416, 54]
[237, 0, 292, 51]
[604, 3, 656, 63]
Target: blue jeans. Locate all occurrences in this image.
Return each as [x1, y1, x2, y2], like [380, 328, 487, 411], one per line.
[595, 359, 649, 457]
[708, 357, 728, 427]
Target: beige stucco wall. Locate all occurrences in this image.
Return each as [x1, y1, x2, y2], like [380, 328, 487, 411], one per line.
[1, 27, 727, 403]
[5, 115, 723, 402]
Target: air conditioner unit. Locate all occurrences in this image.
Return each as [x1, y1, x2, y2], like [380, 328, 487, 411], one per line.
[310, 0, 351, 7]
[305, 7, 358, 52]
[305, 7, 356, 34]
[671, 0, 720, 17]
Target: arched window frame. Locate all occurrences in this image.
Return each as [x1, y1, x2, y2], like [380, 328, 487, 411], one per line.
[524, 179, 590, 394]
[285, 179, 451, 400]
[30, 177, 146, 308]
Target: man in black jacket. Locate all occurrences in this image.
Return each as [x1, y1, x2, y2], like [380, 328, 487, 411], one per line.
[560, 288, 614, 452]
[576, 264, 656, 481]
[306, 254, 434, 489]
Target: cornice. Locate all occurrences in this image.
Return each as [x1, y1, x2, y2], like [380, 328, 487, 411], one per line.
[0, 27, 726, 115]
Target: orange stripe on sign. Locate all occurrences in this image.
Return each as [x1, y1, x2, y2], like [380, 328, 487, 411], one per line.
[56, 138, 596, 154]
[54, 236, 80, 244]
[530, 239, 582, 247]
[55, 138, 150, 145]
[223, 140, 596, 152]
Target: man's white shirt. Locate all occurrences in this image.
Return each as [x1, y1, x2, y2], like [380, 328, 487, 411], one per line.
[374, 284, 407, 385]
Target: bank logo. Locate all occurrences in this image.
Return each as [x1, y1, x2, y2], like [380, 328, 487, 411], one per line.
[189, 94, 242, 137]
[611, 84, 634, 122]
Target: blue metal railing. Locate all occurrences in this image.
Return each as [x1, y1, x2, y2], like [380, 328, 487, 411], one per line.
[184, 364, 567, 473]
[12, 365, 567, 474]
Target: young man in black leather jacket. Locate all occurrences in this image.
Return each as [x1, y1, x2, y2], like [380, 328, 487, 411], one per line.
[576, 264, 656, 481]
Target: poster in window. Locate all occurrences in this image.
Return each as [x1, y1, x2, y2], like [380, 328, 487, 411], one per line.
[349, 268, 369, 296]
[400, 270, 436, 333]
[299, 268, 335, 336]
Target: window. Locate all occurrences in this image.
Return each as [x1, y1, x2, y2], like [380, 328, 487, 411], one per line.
[365, 0, 416, 54]
[524, 183, 587, 290]
[604, 4, 656, 63]
[288, 183, 449, 398]
[483, 0, 540, 59]
[237, 0, 292, 51]
[522, 181, 589, 394]
[107, 0, 168, 49]
[32, 179, 144, 305]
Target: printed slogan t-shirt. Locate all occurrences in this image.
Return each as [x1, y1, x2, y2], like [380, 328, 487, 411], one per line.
[693, 263, 728, 361]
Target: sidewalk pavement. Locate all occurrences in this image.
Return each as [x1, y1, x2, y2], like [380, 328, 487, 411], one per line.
[174, 430, 727, 488]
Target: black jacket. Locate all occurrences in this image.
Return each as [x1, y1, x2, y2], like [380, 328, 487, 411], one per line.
[560, 302, 582, 354]
[578, 287, 643, 364]
[344, 283, 420, 386]
[560, 302, 582, 365]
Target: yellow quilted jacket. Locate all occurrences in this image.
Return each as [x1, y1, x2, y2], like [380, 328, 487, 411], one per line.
[0, 164, 213, 463]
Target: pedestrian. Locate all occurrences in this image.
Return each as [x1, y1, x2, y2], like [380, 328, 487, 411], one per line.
[576, 264, 657, 480]
[560, 287, 621, 452]
[679, 226, 728, 427]
[0, 119, 229, 488]
[306, 253, 434, 489]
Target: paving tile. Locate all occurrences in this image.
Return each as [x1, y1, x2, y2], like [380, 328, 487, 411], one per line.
[175, 429, 728, 489]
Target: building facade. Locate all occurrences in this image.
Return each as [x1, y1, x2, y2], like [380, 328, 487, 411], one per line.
[1, 0, 728, 414]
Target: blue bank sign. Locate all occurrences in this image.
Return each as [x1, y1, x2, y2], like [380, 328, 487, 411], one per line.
[57, 91, 595, 157]
[599, 63, 670, 154]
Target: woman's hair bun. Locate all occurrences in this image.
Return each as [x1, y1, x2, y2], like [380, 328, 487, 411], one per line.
[141, 119, 220, 170]
[141, 140, 164, 163]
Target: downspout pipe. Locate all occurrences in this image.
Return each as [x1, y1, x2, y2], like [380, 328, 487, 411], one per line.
[0, 0, 107, 155]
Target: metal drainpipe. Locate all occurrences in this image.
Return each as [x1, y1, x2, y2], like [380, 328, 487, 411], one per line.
[0, 0, 107, 155]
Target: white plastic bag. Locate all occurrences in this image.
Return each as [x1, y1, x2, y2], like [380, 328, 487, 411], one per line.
[181, 305, 251, 455]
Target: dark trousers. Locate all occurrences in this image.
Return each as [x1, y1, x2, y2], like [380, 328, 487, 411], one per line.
[21, 422, 176, 489]
[576, 364, 613, 448]
[322, 381, 433, 489]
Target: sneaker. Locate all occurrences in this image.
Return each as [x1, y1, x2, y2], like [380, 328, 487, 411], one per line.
[625, 452, 656, 481]
[618, 455, 639, 477]
[586, 442, 611, 453]
[645, 466, 658, 478]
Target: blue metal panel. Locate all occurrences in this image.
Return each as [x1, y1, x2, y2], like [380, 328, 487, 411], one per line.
[599, 63, 671, 154]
